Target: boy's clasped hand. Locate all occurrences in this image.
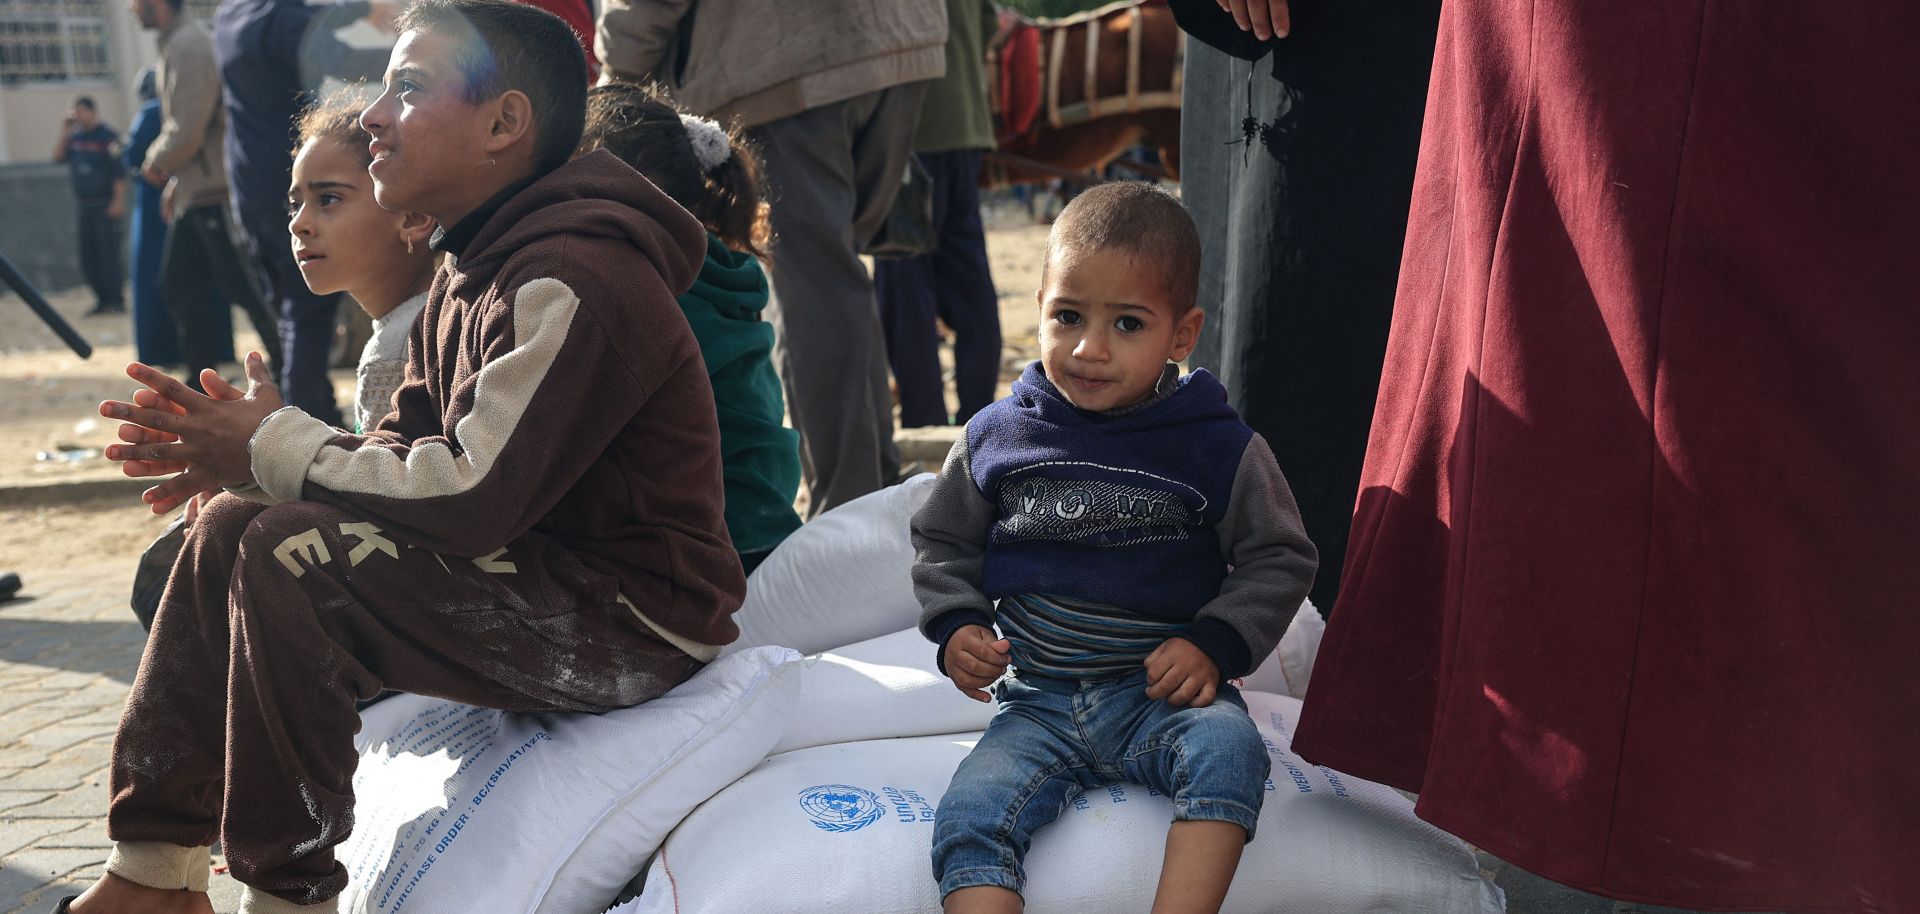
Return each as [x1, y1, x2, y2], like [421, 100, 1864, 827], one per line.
[944, 624, 1223, 708]
[98, 353, 284, 514]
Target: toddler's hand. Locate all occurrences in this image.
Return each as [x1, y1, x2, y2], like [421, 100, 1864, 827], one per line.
[944, 624, 1010, 703]
[1144, 637, 1220, 708]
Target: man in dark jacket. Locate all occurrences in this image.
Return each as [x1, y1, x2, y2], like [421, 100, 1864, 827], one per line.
[54, 96, 127, 316]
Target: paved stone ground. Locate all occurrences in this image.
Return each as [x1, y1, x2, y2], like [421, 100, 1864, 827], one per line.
[0, 564, 247, 914]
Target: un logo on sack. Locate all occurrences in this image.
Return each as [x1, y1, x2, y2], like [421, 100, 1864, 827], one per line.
[798, 784, 884, 833]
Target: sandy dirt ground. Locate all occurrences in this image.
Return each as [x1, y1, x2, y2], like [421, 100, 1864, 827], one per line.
[0, 204, 1052, 577]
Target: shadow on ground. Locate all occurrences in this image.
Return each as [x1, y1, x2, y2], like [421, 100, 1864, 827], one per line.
[0, 616, 144, 684]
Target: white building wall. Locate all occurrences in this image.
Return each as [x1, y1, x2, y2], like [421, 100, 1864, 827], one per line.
[1, 0, 163, 165]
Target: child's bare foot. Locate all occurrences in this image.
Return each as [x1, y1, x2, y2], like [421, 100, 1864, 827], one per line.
[944, 885, 1022, 914]
[67, 872, 215, 914]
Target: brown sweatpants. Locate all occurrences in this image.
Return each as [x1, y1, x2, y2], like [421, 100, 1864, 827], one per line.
[106, 494, 705, 906]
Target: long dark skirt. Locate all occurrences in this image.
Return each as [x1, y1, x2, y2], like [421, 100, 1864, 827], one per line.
[1174, 0, 1441, 613]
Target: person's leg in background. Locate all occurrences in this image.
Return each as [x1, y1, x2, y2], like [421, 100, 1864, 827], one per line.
[925, 148, 1000, 424]
[1181, 0, 1440, 614]
[275, 280, 345, 427]
[758, 80, 928, 516]
[875, 248, 951, 428]
[128, 186, 181, 366]
[79, 202, 126, 313]
[200, 204, 283, 371]
[159, 209, 225, 390]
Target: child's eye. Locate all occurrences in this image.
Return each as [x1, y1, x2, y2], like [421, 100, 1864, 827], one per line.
[1115, 316, 1145, 333]
[1054, 309, 1082, 326]
[398, 80, 420, 95]
[285, 200, 300, 218]
[319, 192, 341, 207]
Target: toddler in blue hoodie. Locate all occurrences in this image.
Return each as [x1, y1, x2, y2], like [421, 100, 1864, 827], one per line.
[913, 182, 1318, 914]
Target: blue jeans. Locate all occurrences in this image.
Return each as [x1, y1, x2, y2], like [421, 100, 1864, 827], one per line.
[931, 669, 1269, 898]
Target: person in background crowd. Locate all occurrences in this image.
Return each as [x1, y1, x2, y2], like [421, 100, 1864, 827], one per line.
[873, 0, 1004, 429]
[517, 0, 598, 75]
[123, 68, 216, 368]
[214, 0, 396, 427]
[581, 81, 804, 574]
[133, 0, 283, 392]
[1170, 0, 1440, 615]
[54, 95, 127, 317]
[597, 0, 946, 517]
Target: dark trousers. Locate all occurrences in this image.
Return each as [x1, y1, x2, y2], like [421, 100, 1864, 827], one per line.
[1179, 1, 1440, 612]
[161, 204, 282, 387]
[239, 201, 345, 426]
[77, 201, 125, 309]
[755, 81, 929, 516]
[107, 494, 704, 905]
[873, 149, 1003, 427]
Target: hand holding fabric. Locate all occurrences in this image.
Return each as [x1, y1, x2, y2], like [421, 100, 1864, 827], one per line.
[944, 624, 1011, 703]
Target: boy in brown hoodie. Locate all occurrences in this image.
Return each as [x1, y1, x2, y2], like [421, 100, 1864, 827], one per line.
[74, 2, 741, 912]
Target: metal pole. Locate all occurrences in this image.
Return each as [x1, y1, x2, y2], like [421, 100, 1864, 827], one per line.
[0, 249, 92, 359]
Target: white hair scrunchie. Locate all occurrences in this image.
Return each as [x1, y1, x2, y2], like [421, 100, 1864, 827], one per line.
[679, 113, 732, 173]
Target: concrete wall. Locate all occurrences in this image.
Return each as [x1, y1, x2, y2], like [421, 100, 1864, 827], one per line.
[0, 162, 92, 293]
[1, 81, 135, 164]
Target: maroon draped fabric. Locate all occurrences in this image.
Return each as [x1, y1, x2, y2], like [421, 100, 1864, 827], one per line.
[1291, 2, 1920, 912]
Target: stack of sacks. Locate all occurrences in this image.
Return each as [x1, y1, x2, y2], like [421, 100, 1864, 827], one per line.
[633, 628, 1503, 913]
[627, 481, 1502, 913]
[335, 646, 801, 914]
[334, 477, 1349, 914]
[725, 473, 940, 657]
[331, 477, 943, 914]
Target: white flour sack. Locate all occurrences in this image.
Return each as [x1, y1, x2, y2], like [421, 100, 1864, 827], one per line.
[335, 646, 801, 914]
[771, 627, 997, 755]
[637, 692, 1505, 914]
[726, 473, 936, 657]
[1236, 598, 1325, 700]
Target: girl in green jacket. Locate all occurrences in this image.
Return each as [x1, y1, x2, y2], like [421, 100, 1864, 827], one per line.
[581, 82, 803, 574]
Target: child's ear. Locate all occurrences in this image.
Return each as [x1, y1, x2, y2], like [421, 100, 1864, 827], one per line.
[1169, 306, 1205, 363]
[398, 210, 435, 251]
[483, 89, 534, 155]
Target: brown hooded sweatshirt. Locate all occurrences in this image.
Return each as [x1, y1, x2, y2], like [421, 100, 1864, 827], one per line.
[245, 149, 743, 651]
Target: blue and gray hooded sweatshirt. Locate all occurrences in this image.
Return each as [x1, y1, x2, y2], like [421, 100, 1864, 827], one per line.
[913, 361, 1318, 680]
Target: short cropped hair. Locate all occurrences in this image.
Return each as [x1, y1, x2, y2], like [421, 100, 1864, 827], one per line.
[1043, 182, 1201, 312]
[395, 0, 587, 175]
[72, 96, 96, 111]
